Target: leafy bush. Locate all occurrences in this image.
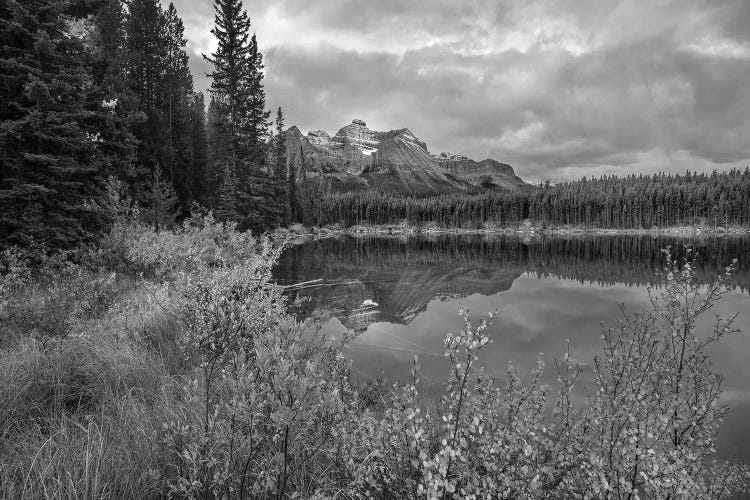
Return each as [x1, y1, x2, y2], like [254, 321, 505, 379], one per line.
[288, 223, 307, 234]
[0, 248, 122, 346]
[95, 210, 260, 278]
[331, 249, 750, 499]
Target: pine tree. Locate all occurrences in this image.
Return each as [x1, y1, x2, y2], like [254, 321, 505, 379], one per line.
[288, 146, 298, 224]
[0, 0, 128, 249]
[205, 96, 231, 210]
[242, 33, 273, 231]
[203, 0, 252, 184]
[160, 2, 194, 208]
[90, 0, 139, 181]
[216, 163, 239, 223]
[205, 0, 251, 227]
[189, 92, 209, 207]
[272, 107, 289, 226]
[122, 0, 165, 203]
[204, 0, 272, 232]
[142, 166, 179, 229]
[124, 0, 196, 211]
[246, 34, 270, 167]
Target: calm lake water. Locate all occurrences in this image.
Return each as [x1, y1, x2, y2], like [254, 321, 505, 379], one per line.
[273, 234, 750, 462]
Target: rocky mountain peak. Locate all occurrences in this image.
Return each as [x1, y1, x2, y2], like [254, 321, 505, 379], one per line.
[333, 119, 381, 156]
[284, 118, 530, 194]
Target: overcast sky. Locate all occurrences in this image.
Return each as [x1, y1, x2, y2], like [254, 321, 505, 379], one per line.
[169, 0, 750, 183]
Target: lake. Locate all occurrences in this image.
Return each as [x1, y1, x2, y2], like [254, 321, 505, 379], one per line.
[273, 233, 750, 462]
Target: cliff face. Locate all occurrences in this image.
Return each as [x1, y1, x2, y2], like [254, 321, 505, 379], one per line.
[285, 119, 530, 195]
[286, 119, 381, 174]
[364, 129, 465, 194]
[443, 159, 532, 191]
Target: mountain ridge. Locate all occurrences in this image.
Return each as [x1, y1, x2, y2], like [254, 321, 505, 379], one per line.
[285, 119, 531, 195]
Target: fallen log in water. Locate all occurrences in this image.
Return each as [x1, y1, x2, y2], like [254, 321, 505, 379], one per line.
[280, 278, 395, 292]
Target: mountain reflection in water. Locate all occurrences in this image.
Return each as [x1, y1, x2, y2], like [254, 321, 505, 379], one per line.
[273, 234, 750, 461]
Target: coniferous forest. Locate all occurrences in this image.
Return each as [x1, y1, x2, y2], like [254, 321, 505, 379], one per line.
[0, 0, 290, 252]
[309, 170, 750, 229]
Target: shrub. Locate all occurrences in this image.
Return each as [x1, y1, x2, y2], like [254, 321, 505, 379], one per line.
[0, 249, 123, 347]
[288, 223, 307, 234]
[154, 234, 350, 498]
[333, 249, 749, 498]
[94, 210, 261, 278]
[2, 213, 748, 499]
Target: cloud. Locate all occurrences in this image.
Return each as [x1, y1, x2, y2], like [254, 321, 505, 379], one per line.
[168, 0, 750, 182]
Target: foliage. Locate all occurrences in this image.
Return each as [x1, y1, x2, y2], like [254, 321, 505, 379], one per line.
[109, 210, 259, 278]
[0, 0, 211, 250]
[0, 248, 121, 346]
[1, 217, 748, 498]
[272, 107, 290, 227]
[142, 166, 180, 230]
[331, 249, 749, 499]
[123, 0, 205, 214]
[0, 0, 132, 249]
[203, 0, 273, 232]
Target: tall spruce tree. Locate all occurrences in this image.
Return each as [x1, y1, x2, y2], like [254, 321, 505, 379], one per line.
[189, 92, 209, 207]
[123, 0, 166, 203]
[244, 34, 272, 230]
[0, 0, 129, 248]
[124, 0, 194, 216]
[272, 107, 289, 226]
[142, 165, 179, 229]
[288, 146, 298, 223]
[160, 2, 195, 209]
[90, 0, 139, 182]
[216, 162, 239, 222]
[205, 96, 230, 209]
[203, 0, 252, 207]
[204, 0, 272, 232]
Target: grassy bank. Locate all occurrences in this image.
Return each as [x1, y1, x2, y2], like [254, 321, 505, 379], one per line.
[1, 212, 748, 498]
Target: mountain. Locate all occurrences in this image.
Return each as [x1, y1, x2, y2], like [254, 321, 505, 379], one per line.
[441, 158, 531, 191]
[285, 119, 530, 195]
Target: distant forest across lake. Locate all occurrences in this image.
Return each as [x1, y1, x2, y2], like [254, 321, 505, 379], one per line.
[301, 169, 750, 229]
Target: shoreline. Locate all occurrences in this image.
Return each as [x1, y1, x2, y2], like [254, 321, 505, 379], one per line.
[275, 223, 750, 241]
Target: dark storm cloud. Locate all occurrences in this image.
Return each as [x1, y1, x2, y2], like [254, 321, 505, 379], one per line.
[170, 0, 750, 181]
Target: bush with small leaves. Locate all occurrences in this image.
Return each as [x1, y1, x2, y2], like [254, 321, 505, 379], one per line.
[334, 248, 749, 499]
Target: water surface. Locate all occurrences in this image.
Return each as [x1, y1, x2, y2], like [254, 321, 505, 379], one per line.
[274, 234, 750, 461]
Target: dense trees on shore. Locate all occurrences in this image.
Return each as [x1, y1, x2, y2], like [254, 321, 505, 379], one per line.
[0, 0, 289, 250]
[310, 169, 750, 229]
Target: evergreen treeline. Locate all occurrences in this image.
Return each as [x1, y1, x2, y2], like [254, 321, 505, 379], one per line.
[311, 169, 750, 229]
[0, 0, 290, 249]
